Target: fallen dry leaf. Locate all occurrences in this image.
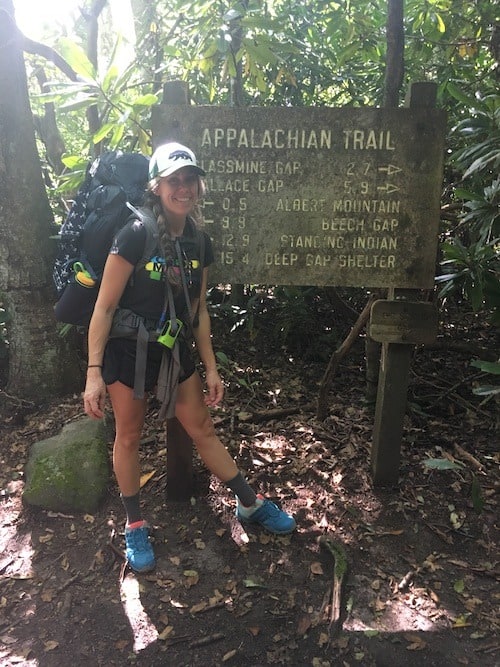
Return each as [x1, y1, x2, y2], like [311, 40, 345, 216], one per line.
[222, 649, 238, 661]
[296, 614, 312, 636]
[243, 576, 267, 589]
[38, 534, 53, 544]
[44, 640, 59, 652]
[158, 626, 174, 641]
[140, 470, 156, 488]
[404, 633, 427, 651]
[183, 570, 199, 586]
[310, 562, 324, 575]
[1, 635, 16, 645]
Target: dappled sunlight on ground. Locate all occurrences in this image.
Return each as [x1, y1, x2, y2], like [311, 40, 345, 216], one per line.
[344, 578, 455, 633]
[0, 482, 37, 663]
[0, 314, 498, 664]
[120, 574, 159, 652]
[0, 482, 35, 581]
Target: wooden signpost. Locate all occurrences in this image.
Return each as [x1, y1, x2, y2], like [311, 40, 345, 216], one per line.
[153, 81, 446, 496]
[369, 300, 438, 346]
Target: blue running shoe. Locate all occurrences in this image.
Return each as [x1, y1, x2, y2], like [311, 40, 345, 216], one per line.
[236, 495, 296, 535]
[125, 522, 156, 573]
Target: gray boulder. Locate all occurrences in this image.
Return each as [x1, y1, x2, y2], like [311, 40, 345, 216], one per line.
[23, 417, 112, 513]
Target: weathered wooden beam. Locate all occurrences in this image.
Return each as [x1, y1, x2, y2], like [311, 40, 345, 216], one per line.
[370, 81, 440, 486]
[162, 80, 194, 501]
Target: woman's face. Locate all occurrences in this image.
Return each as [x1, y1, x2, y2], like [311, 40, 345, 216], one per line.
[155, 166, 200, 219]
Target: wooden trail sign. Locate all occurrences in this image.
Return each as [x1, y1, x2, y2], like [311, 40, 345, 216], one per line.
[152, 105, 446, 290]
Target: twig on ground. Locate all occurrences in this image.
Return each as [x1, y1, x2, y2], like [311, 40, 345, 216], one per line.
[192, 600, 227, 614]
[453, 443, 483, 471]
[109, 528, 126, 561]
[318, 535, 348, 635]
[317, 295, 376, 421]
[424, 522, 454, 544]
[0, 389, 36, 407]
[56, 573, 79, 595]
[189, 632, 225, 648]
[397, 569, 417, 592]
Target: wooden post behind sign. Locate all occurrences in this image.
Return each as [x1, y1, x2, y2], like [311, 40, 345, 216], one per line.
[371, 82, 439, 486]
[161, 81, 194, 501]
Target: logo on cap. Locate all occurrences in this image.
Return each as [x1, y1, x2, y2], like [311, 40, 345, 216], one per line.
[170, 150, 193, 162]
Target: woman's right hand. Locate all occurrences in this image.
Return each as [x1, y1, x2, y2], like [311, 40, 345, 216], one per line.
[83, 369, 107, 419]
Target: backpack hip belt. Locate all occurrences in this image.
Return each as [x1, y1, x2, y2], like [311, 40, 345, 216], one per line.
[109, 307, 163, 400]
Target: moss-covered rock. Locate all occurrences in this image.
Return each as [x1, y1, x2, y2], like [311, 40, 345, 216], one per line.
[23, 417, 112, 513]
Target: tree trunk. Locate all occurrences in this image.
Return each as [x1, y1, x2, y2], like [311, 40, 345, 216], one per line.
[0, 0, 81, 398]
[384, 0, 404, 108]
[364, 0, 404, 399]
[228, 1, 247, 308]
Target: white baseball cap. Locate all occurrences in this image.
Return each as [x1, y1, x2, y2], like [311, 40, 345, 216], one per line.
[148, 142, 205, 182]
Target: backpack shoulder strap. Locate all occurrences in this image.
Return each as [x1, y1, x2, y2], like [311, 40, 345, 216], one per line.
[197, 227, 206, 273]
[136, 206, 159, 270]
[124, 204, 159, 272]
[190, 223, 207, 330]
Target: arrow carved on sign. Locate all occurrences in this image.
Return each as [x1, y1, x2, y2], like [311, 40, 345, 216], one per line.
[378, 165, 402, 175]
[376, 183, 400, 194]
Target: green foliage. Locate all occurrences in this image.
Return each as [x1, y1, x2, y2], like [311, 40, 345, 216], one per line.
[215, 350, 260, 396]
[451, 94, 500, 183]
[423, 457, 486, 513]
[423, 458, 464, 471]
[56, 155, 91, 194]
[470, 359, 500, 402]
[36, 36, 157, 157]
[471, 359, 500, 375]
[271, 286, 340, 361]
[210, 286, 340, 361]
[438, 91, 500, 323]
[436, 238, 499, 313]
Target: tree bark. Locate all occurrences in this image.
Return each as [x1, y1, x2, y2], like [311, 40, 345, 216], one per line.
[364, 0, 404, 400]
[384, 0, 404, 108]
[228, 0, 248, 308]
[0, 0, 81, 398]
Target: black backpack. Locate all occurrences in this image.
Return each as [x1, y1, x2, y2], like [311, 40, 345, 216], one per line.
[53, 151, 154, 327]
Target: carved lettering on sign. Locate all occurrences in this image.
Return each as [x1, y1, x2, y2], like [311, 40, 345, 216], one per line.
[201, 128, 332, 149]
[343, 130, 396, 150]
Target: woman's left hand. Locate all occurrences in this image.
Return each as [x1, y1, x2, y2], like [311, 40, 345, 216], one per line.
[204, 368, 224, 407]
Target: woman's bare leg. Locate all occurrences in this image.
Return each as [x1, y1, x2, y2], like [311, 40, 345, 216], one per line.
[175, 372, 238, 482]
[107, 381, 147, 496]
[107, 381, 155, 572]
[175, 372, 296, 535]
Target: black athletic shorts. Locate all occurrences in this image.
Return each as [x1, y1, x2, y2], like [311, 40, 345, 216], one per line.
[102, 337, 196, 392]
